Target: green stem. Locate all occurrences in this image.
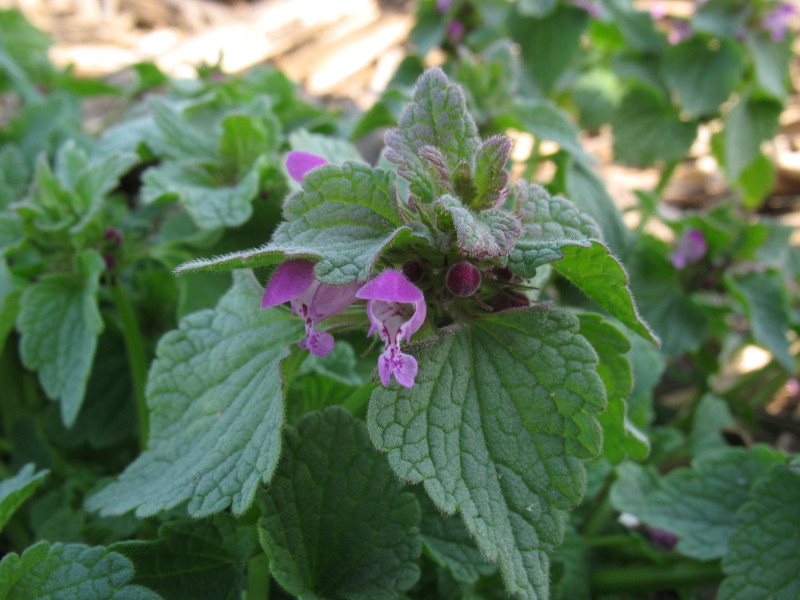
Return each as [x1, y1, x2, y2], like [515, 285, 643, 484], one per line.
[654, 159, 680, 197]
[591, 560, 722, 595]
[247, 554, 270, 600]
[110, 280, 149, 449]
[587, 534, 634, 548]
[583, 492, 614, 537]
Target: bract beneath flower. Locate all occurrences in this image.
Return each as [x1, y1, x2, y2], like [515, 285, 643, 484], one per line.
[357, 271, 426, 388]
[262, 259, 359, 357]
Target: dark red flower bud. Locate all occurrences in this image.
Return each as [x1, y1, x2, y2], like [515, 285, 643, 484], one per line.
[402, 260, 424, 283]
[446, 261, 481, 297]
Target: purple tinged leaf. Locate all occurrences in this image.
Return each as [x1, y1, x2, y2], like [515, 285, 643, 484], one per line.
[357, 271, 426, 388]
[286, 150, 328, 183]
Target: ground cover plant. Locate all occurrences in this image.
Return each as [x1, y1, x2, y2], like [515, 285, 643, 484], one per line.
[1, 3, 799, 599]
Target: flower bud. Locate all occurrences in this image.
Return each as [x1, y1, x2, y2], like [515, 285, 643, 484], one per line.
[402, 260, 424, 283]
[446, 261, 481, 297]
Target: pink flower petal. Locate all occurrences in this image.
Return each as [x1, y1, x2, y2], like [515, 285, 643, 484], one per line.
[379, 346, 418, 388]
[356, 270, 423, 303]
[262, 259, 315, 308]
[299, 327, 335, 358]
[286, 151, 328, 183]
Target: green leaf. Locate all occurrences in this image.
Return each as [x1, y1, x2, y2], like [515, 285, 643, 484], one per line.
[507, 4, 588, 95]
[420, 495, 496, 584]
[723, 93, 782, 183]
[289, 129, 364, 164]
[218, 114, 271, 179]
[0, 541, 162, 599]
[0, 259, 25, 353]
[112, 514, 256, 600]
[517, 0, 557, 17]
[610, 446, 785, 560]
[0, 145, 29, 209]
[507, 182, 600, 278]
[16, 250, 105, 426]
[746, 32, 793, 99]
[552, 242, 658, 345]
[436, 195, 521, 259]
[612, 86, 697, 166]
[693, 0, 751, 38]
[86, 272, 304, 518]
[662, 38, 744, 118]
[16, 142, 137, 237]
[149, 98, 217, 160]
[175, 162, 408, 286]
[564, 160, 631, 257]
[726, 268, 794, 372]
[550, 526, 589, 600]
[385, 67, 480, 202]
[506, 99, 594, 164]
[689, 394, 734, 459]
[258, 407, 421, 599]
[141, 161, 261, 230]
[0, 212, 24, 257]
[572, 68, 624, 129]
[0, 463, 49, 532]
[737, 153, 775, 210]
[369, 308, 606, 600]
[718, 463, 800, 600]
[578, 314, 648, 464]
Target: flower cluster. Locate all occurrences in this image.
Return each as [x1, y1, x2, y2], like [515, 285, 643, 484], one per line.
[261, 151, 427, 388]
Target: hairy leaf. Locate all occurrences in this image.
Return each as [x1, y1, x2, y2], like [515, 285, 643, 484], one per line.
[553, 242, 658, 345]
[385, 67, 480, 202]
[0, 541, 161, 599]
[718, 463, 800, 600]
[258, 407, 421, 599]
[112, 514, 256, 600]
[175, 162, 408, 285]
[86, 272, 304, 518]
[141, 160, 261, 230]
[578, 314, 647, 464]
[420, 496, 496, 584]
[16, 250, 105, 426]
[610, 446, 785, 560]
[436, 195, 521, 259]
[369, 308, 605, 600]
[507, 182, 600, 277]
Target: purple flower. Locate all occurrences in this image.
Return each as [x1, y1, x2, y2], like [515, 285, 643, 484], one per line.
[357, 270, 427, 388]
[262, 259, 360, 357]
[671, 229, 707, 269]
[447, 19, 465, 44]
[668, 20, 693, 45]
[762, 4, 799, 42]
[436, 0, 452, 14]
[648, 528, 679, 550]
[286, 150, 328, 183]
